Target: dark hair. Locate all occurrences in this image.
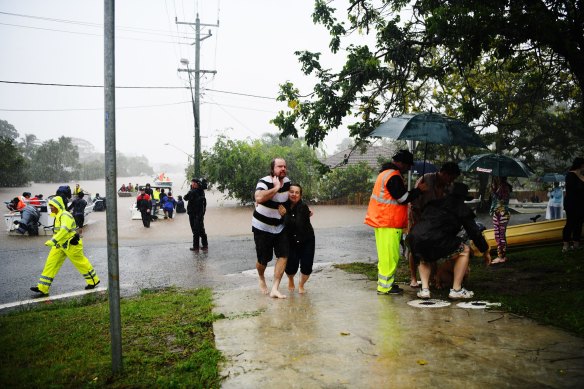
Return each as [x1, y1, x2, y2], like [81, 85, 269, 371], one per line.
[440, 162, 461, 176]
[289, 182, 303, 195]
[569, 157, 584, 170]
[379, 161, 393, 172]
[270, 157, 286, 175]
[78, 192, 84, 198]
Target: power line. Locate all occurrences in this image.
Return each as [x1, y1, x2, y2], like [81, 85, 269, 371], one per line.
[0, 80, 276, 99]
[0, 100, 192, 112]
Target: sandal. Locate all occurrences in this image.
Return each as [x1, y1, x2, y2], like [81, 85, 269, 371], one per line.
[409, 281, 421, 288]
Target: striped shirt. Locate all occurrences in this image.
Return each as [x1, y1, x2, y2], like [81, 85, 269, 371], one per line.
[252, 175, 291, 234]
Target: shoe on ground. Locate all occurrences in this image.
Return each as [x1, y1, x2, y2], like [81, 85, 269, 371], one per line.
[417, 288, 431, 299]
[201, 246, 208, 251]
[85, 280, 101, 290]
[388, 284, 403, 294]
[189, 247, 200, 251]
[449, 288, 474, 299]
[30, 286, 48, 297]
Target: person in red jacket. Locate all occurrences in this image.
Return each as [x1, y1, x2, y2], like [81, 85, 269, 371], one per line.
[136, 187, 152, 228]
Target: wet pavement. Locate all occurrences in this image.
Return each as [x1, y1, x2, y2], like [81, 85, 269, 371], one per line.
[214, 266, 584, 388]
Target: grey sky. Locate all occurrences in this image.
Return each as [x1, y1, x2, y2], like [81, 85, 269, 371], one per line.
[0, 0, 352, 166]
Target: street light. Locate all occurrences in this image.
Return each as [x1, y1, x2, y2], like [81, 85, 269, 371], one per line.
[163, 143, 193, 162]
[178, 58, 199, 176]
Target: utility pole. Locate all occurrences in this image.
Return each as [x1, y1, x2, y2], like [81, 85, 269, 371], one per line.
[176, 13, 218, 177]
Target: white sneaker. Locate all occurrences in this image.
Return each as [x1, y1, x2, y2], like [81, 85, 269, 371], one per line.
[449, 288, 474, 299]
[417, 288, 431, 299]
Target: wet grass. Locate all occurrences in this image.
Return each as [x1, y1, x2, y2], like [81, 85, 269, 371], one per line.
[0, 287, 223, 388]
[336, 245, 584, 337]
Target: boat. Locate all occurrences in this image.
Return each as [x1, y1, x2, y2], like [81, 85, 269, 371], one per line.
[129, 184, 171, 220]
[153, 172, 173, 189]
[117, 190, 136, 198]
[479, 218, 581, 252]
[4, 193, 97, 235]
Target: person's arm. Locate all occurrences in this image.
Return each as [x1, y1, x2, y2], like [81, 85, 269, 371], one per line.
[255, 176, 282, 204]
[387, 175, 426, 204]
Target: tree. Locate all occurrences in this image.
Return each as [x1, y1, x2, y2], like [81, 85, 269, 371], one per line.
[272, 0, 584, 163]
[0, 119, 19, 140]
[30, 136, 80, 182]
[319, 162, 374, 200]
[202, 135, 325, 205]
[0, 137, 29, 187]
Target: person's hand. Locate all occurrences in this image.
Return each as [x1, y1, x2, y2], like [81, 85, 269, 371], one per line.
[278, 204, 287, 216]
[44, 240, 55, 247]
[272, 175, 282, 191]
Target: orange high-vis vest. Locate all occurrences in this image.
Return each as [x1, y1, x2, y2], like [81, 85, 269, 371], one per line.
[364, 169, 408, 228]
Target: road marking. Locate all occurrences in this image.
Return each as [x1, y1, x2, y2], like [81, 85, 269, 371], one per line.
[0, 287, 107, 311]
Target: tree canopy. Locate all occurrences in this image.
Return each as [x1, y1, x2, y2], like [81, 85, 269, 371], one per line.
[273, 0, 584, 170]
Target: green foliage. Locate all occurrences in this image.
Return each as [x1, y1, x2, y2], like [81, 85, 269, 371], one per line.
[0, 288, 223, 388]
[115, 153, 154, 177]
[0, 136, 30, 186]
[0, 119, 19, 140]
[30, 136, 80, 183]
[319, 162, 373, 200]
[201, 135, 325, 204]
[273, 1, 584, 169]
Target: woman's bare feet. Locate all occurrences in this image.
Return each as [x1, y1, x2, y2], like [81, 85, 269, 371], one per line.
[288, 276, 295, 292]
[259, 278, 269, 294]
[298, 285, 306, 294]
[269, 289, 287, 299]
[490, 257, 507, 265]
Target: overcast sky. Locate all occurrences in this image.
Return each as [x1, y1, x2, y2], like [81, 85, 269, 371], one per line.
[0, 0, 354, 166]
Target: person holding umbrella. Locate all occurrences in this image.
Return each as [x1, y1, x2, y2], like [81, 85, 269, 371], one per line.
[490, 176, 513, 264]
[562, 157, 584, 252]
[365, 150, 427, 295]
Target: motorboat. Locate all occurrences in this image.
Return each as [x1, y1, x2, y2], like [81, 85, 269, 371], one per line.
[117, 190, 136, 198]
[130, 184, 171, 220]
[4, 193, 97, 235]
[153, 172, 173, 189]
[479, 218, 577, 252]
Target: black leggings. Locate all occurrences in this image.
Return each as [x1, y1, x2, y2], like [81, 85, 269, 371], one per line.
[563, 210, 583, 243]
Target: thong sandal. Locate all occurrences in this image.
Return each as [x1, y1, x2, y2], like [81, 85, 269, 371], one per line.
[490, 257, 507, 265]
[409, 282, 421, 288]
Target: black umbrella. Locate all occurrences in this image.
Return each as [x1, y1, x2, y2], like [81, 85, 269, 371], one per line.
[459, 153, 534, 178]
[370, 112, 487, 174]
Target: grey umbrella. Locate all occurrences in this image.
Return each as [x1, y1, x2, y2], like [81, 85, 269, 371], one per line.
[369, 112, 487, 148]
[541, 173, 566, 183]
[459, 153, 534, 178]
[369, 112, 487, 175]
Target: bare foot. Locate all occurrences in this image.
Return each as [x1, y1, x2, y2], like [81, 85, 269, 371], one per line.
[288, 278, 295, 292]
[259, 279, 269, 294]
[269, 289, 287, 299]
[298, 286, 306, 294]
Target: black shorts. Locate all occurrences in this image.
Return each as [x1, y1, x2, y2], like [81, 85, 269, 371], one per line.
[253, 229, 289, 266]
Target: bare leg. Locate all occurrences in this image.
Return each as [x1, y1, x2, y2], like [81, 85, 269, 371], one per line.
[256, 262, 268, 294]
[452, 245, 470, 291]
[298, 273, 310, 294]
[408, 251, 418, 287]
[287, 274, 295, 292]
[270, 257, 287, 299]
[418, 261, 431, 290]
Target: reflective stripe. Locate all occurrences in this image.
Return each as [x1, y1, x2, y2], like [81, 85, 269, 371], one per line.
[40, 275, 53, 282]
[39, 280, 52, 286]
[377, 273, 395, 289]
[377, 280, 394, 289]
[370, 171, 400, 204]
[378, 273, 391, 281]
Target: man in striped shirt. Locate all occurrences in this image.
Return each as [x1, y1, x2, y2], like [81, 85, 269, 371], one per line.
[252, 158, 291, 298]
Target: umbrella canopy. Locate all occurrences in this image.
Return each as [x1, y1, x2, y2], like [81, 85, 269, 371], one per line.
[459, 153, 534, 178]
[369, 112, 487, 148]
[412, 160, 438, 175]
[541, 173, 566, 183]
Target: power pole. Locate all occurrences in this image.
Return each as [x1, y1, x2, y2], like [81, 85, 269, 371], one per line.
[176, 13, 218, 177]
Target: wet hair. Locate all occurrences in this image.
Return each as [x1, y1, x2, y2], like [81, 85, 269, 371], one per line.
[270, 157, 286, 176]
[289, 183, 303, 195]
[569, 157, 584, 170]
[78, 192, 84, 198]
[167, 192, 172, 196]
[440, 162, 461, 176]
[178, 195, 183, 200]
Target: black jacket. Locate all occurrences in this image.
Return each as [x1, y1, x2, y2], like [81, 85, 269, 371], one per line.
[184, 188, 206, 215]
[283, 200, 314, 244]
[409, 195, 488, 262]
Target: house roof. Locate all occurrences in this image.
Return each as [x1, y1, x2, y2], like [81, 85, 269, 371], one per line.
[323, 145, 397, 170]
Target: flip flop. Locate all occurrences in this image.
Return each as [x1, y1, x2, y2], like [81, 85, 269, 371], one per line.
[490, 257, 507, 265]
[409, 282, 421, 288]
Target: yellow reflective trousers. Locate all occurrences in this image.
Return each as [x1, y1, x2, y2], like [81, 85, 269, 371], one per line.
[36, 239, 100, 294]
[374, 227, 402, 293]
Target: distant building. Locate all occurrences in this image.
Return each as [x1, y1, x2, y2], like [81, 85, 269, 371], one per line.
[322, 145, 397, 170]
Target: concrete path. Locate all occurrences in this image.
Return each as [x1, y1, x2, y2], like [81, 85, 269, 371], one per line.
[214, 266, 584, 388]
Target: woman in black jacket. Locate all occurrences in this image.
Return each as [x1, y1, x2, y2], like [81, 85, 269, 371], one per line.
[408, 182, 491, 300]
[279, 183, 315, 294]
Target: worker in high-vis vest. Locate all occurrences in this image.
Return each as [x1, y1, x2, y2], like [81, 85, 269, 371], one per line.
[30, 196, 100, 297]
[365, 150, 427, 295]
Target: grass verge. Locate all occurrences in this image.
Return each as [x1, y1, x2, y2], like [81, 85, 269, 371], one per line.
[336, 245, 584, 337]
[0, 287, 223, 388]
